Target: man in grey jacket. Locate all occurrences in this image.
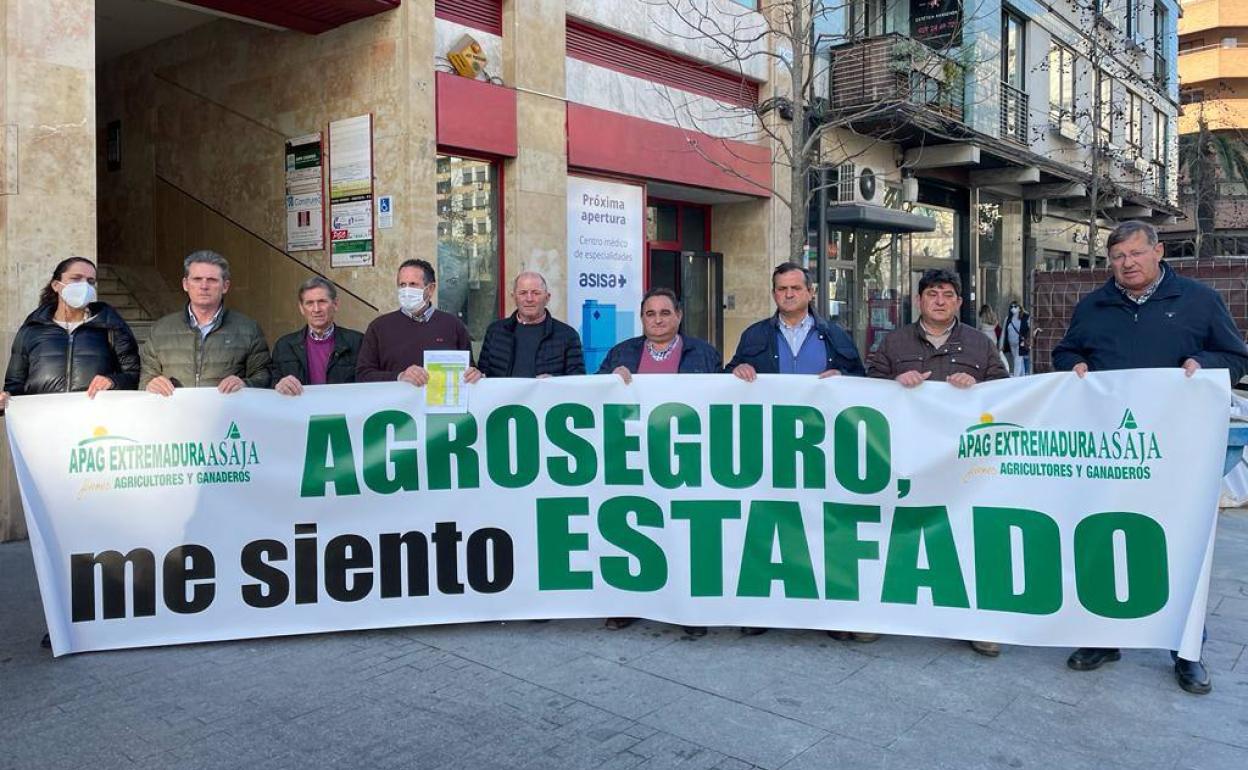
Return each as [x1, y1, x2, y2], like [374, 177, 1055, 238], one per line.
[141, 250, 272, 395]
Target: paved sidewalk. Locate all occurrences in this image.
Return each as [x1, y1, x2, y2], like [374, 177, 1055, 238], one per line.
[2, 513, 1247, 770]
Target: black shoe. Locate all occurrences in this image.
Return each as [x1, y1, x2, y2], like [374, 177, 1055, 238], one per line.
[40, 633, 50, 649]
[740, 627, 768, 636]
[1175, 658, 1212, 695]
[605, 617, 636, 630]
[1066, 647, 1121, 671]
[682, 626, 707, 637]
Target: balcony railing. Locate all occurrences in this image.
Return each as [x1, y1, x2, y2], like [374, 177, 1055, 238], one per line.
[828, 34, 966, 125]
[1000, 81, 1028, 145]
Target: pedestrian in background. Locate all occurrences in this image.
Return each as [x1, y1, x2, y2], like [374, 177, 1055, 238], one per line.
[1001, 299, 1032, 376]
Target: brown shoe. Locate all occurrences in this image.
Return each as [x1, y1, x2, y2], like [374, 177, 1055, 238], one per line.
[605, 617, 636, 630]
[852, 632, 880, 643]
[969, 640, 1001, 657]
[827, 630, 854, 640]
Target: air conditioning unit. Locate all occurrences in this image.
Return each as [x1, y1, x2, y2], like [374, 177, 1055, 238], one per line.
[1053, 118, 1079, 140]
[832, 162, 885, 206]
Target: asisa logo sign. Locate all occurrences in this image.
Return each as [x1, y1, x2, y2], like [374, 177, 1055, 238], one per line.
[957, 409, 1162, 481]
[67, 421, 260, 491]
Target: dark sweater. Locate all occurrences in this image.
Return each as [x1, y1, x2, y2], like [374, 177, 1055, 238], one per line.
[356, 309, 472, 382]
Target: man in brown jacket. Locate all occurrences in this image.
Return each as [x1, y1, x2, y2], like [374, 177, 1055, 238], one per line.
[868, 268, 1008, 388]
[865, 267, 1007, 657]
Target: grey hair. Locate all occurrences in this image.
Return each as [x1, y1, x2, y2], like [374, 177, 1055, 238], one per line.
[1107, 221, 1159, 251]
[298, 276, 338, 301]
[513, 271, 549, 292]
[184, 250, 231, 282]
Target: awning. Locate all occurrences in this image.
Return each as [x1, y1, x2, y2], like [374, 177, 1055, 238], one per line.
[182, 1, 400, 34]
[826, 204, 936, 233]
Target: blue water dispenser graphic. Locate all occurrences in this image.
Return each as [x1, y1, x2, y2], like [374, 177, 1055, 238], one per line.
[581, 300, 635, 372]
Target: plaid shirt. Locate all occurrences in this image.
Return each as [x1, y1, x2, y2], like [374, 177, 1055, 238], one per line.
[1116, 265, 1166, 305]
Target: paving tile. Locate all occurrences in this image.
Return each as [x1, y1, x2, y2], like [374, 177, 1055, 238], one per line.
[639, 691, 828, 770]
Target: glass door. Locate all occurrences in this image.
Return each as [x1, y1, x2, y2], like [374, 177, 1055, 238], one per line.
[681, 251, 723, 351]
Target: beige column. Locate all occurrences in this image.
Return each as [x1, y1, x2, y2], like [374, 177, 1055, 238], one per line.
[501, 0, 568, 318]
[0, 0, 98, 541]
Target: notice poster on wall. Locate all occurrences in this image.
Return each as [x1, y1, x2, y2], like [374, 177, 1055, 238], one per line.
[328, 114, 374, 268]
[911, 0, 963, 49]
[284, 133, 324, 252]
[566, 176, 645, 373]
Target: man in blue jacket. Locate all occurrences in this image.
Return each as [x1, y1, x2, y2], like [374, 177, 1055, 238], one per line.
[726, 261, 863, 637]
[726, 262, 865, 381]
[1054, 220, 1248, 695]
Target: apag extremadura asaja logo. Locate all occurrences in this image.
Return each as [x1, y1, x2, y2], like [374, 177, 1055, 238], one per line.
[68, 421, 260, 493]
[957, 408, 1161, 481]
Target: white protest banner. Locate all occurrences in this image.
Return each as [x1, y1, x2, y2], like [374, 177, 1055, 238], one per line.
[6, 371, 1226, 658]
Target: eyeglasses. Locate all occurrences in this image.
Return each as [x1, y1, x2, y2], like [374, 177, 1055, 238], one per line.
[1108, 249, 1154, 263]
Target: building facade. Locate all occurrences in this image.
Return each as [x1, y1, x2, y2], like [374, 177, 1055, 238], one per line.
[811, 0, 1180, 354]
[0, 0, 1180, 369]
[1162, 0, 1248, 256]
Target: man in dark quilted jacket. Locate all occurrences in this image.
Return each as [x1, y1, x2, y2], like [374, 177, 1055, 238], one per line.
[465, 271, 584, 382]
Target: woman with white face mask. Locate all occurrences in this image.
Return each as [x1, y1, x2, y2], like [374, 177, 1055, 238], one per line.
[1, 257, 141, 413]
[1, 257, 140, 649]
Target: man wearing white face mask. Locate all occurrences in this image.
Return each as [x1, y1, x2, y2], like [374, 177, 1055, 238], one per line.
[2, 256, 140, 415]
[356, 258, 471, 385]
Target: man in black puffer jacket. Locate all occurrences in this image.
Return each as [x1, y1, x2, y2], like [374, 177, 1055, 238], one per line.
[466, 271, 585, 381]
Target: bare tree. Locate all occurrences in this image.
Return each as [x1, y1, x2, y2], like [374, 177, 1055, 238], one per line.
[641, 0, 992, 263]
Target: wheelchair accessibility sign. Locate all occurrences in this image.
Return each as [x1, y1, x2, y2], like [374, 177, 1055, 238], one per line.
[377, 195, 393, 229]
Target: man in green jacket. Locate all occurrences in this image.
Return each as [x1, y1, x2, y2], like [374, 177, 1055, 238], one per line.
[141, 250, 272, 395]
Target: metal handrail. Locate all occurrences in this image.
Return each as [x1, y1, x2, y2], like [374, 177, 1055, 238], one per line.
[827, 33, 966, 123]
[1179, 41, 1247, 55]
[1000, 81, 1028, 145]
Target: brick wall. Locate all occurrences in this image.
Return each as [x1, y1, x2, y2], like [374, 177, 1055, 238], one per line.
[1031, 258, 1248, 373]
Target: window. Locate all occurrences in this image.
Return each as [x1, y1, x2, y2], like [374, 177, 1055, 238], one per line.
[1127, 91, 1143, 155]
[1154, 2, 1169, 88]
[1152, 109, 1168, 196]
[1048, 43, 1076, 122]
[1152, 109, 1166, 160]
[436, 155, 500, 347]
[1097, 73, 1114, 146]
[1126, 0, 1138, 39]
[1001, 10, 1025, 89]
[849, 0, 888, 39]
[1180, 87, 1205, 105]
